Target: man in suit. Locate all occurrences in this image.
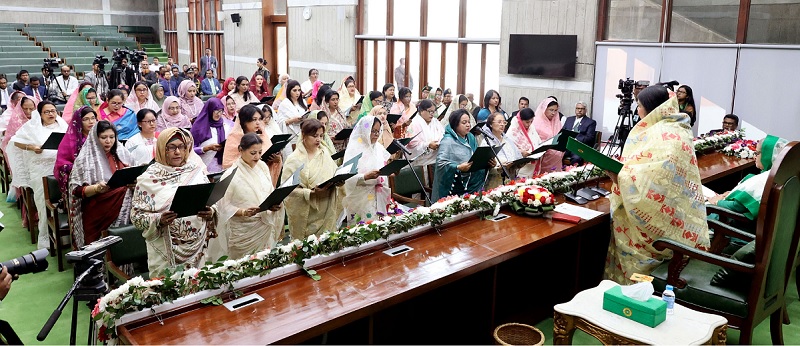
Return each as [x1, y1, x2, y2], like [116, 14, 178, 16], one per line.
[511, 97, 529, 118]
[200, 69, 221, 96]
[12, 70, 29, 92]
[200, 48, 218, 78]
[0, 75, 13, 113]
[562, 101, 597, 165]
[22, 77, 47, 103]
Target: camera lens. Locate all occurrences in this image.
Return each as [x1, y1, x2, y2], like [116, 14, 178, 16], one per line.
[1, 249, 49, 276]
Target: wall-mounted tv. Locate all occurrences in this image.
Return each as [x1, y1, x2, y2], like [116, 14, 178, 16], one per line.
[507, 34, 577, 78]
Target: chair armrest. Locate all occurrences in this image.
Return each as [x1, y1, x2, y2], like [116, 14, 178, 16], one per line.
[392, 193, 424, 207]
[706, 204, 755, 227]
[653, 238, 755, 288]
[707, 218, 756, 254]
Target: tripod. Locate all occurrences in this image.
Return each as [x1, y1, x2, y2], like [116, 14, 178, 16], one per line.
[603, 97, 634, 158]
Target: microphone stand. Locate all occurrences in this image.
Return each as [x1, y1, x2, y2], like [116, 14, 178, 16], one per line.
[480, 127, 511, 187]
[393, 139, 431, 206]
[38, 259, 103, 344]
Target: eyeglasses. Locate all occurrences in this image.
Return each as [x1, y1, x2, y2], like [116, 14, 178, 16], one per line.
[575, 107, 586, 110]
[140, 120, 157, 125]
[427, 108, 436, 113]
[370, 130, 381, 135]
[109, 101, 123, 106]
[41, 109, 58, 115]
[82, 116, 97, 122]
[165, 144, 187, 152]
[135, 88, 148, 92]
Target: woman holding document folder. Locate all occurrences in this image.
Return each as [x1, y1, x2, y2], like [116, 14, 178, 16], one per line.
[533, 97, 564, 173]
[131, 128, 218, 277]
[282, 118, 343, 239]
[341, 115, 391, 224]
[190, 98, 234, 173]
[8, 100, 68, 249]
[481, 112, 522, 190]
[432, 109, 494, 201]
[222, 105, 282, 184]
[507, 108, 542, 178]
[211, 133, 283, 260]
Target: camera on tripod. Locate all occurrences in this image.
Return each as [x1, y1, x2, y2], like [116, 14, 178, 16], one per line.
[93, 55, 109, 71]
[0, 249, 49, 276]
[42, 58, 61, 75]
[616, 78, 635, 116]
[112, 48, 130, 64]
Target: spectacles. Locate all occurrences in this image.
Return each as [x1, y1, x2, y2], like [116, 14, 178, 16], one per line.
[575, 107, 586, 110]
[82, 116, 97, 122]
[110, 101, 123, 106]
[135, 88, 148, 92]
[370, 130, 381, 135]
[140, 120, 157, 125]
[41, 109, 58, 115]
[165, 144, 187, 152]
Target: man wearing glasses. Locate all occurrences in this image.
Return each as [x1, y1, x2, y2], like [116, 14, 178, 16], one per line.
[710, 114, 739, 135]
[562, 101, 597, 165]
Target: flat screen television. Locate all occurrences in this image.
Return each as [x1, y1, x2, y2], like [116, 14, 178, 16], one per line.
[507, 34, 577, 78]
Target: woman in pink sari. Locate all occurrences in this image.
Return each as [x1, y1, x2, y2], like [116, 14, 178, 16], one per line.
[533, 97, 563, 172]
[63, 81, 94, 122]
[2, 94, 37, 154]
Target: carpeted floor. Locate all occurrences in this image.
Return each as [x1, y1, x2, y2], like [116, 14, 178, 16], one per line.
[0, 193, 798, 344]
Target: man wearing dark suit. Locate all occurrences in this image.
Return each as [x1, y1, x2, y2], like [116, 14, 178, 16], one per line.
[0, 75, 13, 112]
[562, 101, 597, 165]
[200, 69, 221, 96]
[22, 77, 48, 103]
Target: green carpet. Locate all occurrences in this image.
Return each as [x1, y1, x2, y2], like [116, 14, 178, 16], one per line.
[0, 191, 798, 344]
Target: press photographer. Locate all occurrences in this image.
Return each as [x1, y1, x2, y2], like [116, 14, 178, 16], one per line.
[0, 249, 49, 345]
[84, 55, 110, 99]
[41, 58, 61, 101]
[109, 48, 147, 88]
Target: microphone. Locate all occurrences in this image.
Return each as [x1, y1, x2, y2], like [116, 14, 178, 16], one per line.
[478, 125, 512, 184]
[656, 80, 680, 91]
[391, 138, 412, 156]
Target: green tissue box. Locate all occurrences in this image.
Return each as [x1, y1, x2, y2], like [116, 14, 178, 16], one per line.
[602, 285, 667, 328]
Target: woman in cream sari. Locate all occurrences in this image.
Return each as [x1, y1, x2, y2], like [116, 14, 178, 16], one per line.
[222, 104, 282, 184]
[282, 118, 343, 239]
[605, 86, 710, 284]
[306, 110, 337, 156]
[131, 128, 218, 277]
[336, 75, 361, 121]
[481, 112, 522, 189]
[370, 105, 394, 149]
[440, 94, 473, 128]
[406, 99, 444, 167]
[211, 133, 284, 260]
[506, 108, 541, 177]
[342, 115, 391, 224]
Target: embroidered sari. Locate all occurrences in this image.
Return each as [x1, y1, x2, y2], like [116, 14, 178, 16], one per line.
[55, 106, 92, 196]
[533, 97, 563, 173]
[342, 116, 391, 224]
[481, 124, 522, 189]
[406, 112, 445, 167]
[507, 113, 543, 178]
[221, 116, 282, 185]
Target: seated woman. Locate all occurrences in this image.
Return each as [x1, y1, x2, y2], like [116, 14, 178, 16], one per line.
[98, 89, 139, 141]
[342, 115, 390, 224]
[306, 110, 337, 156]
[223, 95, 238, 121]
[125, 109, 159, 166]
[222, 104, 282, 184]
[476, 89, 504, 123]
[0, 91, 25, 134]
[533, 97, 564, 173]
[8, 101, 68, 248]
[481, 112, 522, 189]
[156, 96, 192, 132]
[605, 86, 710, 284]
[406, 99, 444, 167]
[507, 108, 542, 177]
[190, 98, 234, 173]
[389, 87, 415, 138]
[2, 94, 36, 154]
[178, 80, 203, 121]
[282, 119, 343, 239]
[432, 109, 495, 201]
[212, 133, 283, 260]
[55, 106, 97, 197]
[707, 135, 789, 220]
[69, 120, 136, 248]
[150, 83, 167, 110]
[131, 128, 217, 277]
[126, 81, 161, 114]
[440, 94, 472, 128]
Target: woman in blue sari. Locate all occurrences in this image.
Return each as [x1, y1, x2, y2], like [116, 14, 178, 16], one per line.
[432, 109, 494, 201]
[97, 89, 139, 141]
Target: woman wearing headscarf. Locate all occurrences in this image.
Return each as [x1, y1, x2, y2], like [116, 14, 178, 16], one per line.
[305, 110, 337, 156]
[357, 90, 383, 121]
[190, 98, 234, 173]
[131, 128, 218, 277]
[97, 89, 139, 141]
[342, 115, 391, 224]
[322, 90, 354, 152]
[124, 109, 159, 166]
[69, 120, 136, 248]
[126, 81, 161, 114]
[282, 118, 343, 239]
[222, 104, 282, 184]
[249, 72, 270, 100]
[55, 106, 97, 197]
[156, 96, 191, 132]
[440, 94, 473, 128]
[389, 87, 415, 138]
[272, 73, 290, 107]
[223, 95, 238, 121]
[307, 80, 324, 109]
[150, 83, 166, 109]
[433, 87, 446, 116]
[64, 81, 94, 121]
[210, 133, 283, 260]
[72, 87, 101, 115]
[406, 99, 444, 167]
[0, 91, 25, 134]
[605, 86, 710, 284]
[337, 75, 361, 119]
[432, 109, 494, 202]
[216, 77, 236, 100]
[177, 80, 203, 121]
[2, 94, 36, 155]
[369, 105, 394, 149]
[481, 112, 523, 189]
[533, 97, 564, 173]
[506, 108, 542, 177]
[8, 101, 68, 248]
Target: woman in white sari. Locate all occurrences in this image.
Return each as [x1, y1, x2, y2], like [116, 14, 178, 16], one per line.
[440, 94, 474, 128]
[282, 118, 343, 239]
[124, 108, 159, 166]
[506, 108, 542, 177]
[342, 115, 391, 224]
[211, 133, 284, 260]
[8, 101, 68, 248]
[481, 112, 523, 189]
[276, 79, 307, 156]
[406, 99, 444, 167]
[131, 128, 218, 277]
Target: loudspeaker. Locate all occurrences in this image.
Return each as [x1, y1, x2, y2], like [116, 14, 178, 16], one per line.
[231, 13, 241, 26]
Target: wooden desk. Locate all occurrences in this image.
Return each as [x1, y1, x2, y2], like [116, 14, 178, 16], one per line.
[118, 154, 753, 345]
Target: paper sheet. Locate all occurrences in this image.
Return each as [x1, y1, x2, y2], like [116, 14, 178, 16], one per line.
[701, 185, 717, 200]
[554, 203, 605, 220]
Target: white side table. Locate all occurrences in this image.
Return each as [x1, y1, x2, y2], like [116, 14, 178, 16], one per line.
[553, 280, 728, 345]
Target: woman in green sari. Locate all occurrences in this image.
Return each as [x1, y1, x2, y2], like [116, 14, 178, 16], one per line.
[73, 87, 101, 114]
[432, 109, 494, 201]
[357, 90, 384, 121]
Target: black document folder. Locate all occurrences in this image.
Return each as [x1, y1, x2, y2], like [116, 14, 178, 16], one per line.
[259, 167, 301, 211]
[467, 144, 504, 172]
[169, 167, 237, 218]
[41, 132, 65, 150]
[333, 128, 353, 141]
[378, 159, 408, 176]
[106, 165, 150, 189]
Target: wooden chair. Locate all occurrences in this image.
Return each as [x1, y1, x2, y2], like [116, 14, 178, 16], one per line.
[103, 224, 149, 286]
[43, 175, 70, 272]
[650, 141, 800, 344]
[20, 187, 37, 244]
[389, 165, 430, 207]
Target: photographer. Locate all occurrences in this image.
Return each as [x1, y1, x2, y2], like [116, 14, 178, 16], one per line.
[84, 60, 110, 99]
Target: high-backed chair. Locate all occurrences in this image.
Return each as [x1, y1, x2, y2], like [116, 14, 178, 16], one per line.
[104, 225, 149, 286]
[650, 141, 800, 344]
[389, 165, 430, 207]
[43, 175, 70, 272]
[21, 187, 37, 244]
[0, 150, 9, 193]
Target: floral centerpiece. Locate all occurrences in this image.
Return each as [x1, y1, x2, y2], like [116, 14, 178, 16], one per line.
[510, 185, 556, 216]
[693, 129, 745, 153]
[720, 139, 758, 159]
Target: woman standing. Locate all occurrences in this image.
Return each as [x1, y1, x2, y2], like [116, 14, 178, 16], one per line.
[177, 80, 203, 121]
[441, 94, 472, 128]
[481, 112, 522, 189]
[272, 73, 290, 105]
[156, 96, 192, 132]
[533, 97, 563, 173]
[382, 83, 397, 111]
[476, 90, 503, 123]
[357, 90, 383, 121]
[64, 81, 94, 120]
[390, 87, 415, 138]
[369, 105, 394, 148]
[213, 133, 283, 260]
[190, 98, 234, 173]
[306, 110, 337, 156]
[125, 109, 159, 166]
[2, 94, 36, 153]
[282, 119, 343, 239]
[276, 79, 307, 152]
[8, 101, 68, 248]
[97, 89, 139, 141]
[222, 104, 282, 184]
[55, 106, 97, 196]
[126, 81, 161, 114]
[605, 86, 709, 284]
[131, 128, 218, 277]
[342, 116, 390, 224]
[323, 90, 353, 151]
[69, 120, 136, 248]
[432, 109, 494, 201]
[223, 95, 238, 121]
[249, 73, 270, 100]
[72, 87, 101, 114]
[406, 99, 444, 167]
[676, 85, 697, 127]
[300, 68, 319, 97]
[337, 76, 361, 119]
[228, 76, 258, 111]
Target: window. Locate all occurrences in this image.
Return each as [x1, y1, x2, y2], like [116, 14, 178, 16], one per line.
[747, 0, 800, 44]
[669, 0, 738, 43]
[187, 0, 223, 74]
[164, 0, 178, 60]
[604, 0, 662, 41]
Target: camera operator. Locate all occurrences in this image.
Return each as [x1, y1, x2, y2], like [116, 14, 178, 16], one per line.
[0, 266, 11, 302]
[84, 60, 110, 100]
[53, 65, 78, 104]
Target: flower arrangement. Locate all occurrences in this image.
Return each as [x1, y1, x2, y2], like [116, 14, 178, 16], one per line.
[510, 185, 556, 216]
[92, 164, 605, 340]
[693, 129, 744, 153]
[720, 139, 758, 159]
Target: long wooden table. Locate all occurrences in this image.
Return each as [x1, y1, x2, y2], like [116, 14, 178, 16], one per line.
[118, 153, 754, 345]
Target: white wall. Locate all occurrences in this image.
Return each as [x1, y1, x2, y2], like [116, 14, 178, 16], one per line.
[221, 0, 265, 79]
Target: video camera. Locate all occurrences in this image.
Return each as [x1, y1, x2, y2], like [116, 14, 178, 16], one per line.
[65, 235, 121, 263]
[616, 78, 635, 115]
[0, 249, 49, 276]
[93, 55, 109, 71]
[42, 58, 61, 76]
